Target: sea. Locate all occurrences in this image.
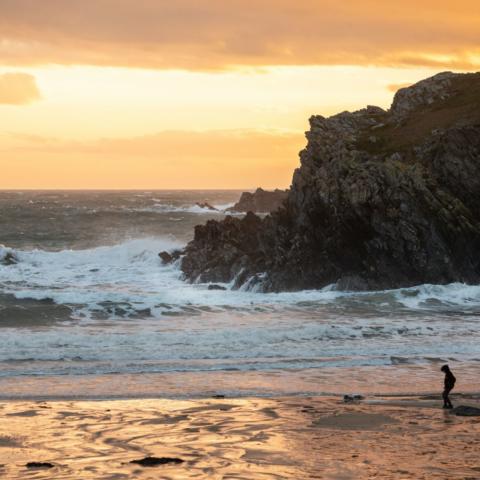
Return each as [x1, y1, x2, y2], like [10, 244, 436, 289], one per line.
[0, 190, 479, 399]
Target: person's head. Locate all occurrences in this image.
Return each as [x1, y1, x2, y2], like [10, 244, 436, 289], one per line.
[441, 364, 450, 373]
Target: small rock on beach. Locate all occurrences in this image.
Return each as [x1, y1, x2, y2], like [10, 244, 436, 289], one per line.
[130, 456, 185, 467]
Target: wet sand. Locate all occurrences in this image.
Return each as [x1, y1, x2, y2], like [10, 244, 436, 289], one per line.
[1, 395, 480, 479]
[2, 363, 480, 400]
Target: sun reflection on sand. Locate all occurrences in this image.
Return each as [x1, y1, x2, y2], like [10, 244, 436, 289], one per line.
[0, 396, 479, 479]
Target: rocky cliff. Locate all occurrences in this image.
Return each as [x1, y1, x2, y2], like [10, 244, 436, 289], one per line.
[180, 72, 480, 291]
[227, 188, 288, 213]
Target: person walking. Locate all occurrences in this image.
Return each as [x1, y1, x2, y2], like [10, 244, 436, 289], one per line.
[441, 365, 456, 409]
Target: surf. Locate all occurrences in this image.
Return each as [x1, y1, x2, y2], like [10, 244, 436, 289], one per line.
[2, 239, 480, 321]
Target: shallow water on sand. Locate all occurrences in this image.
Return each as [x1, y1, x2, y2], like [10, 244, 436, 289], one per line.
[1, 396, 480, 479]
[1, 191, 480, 398]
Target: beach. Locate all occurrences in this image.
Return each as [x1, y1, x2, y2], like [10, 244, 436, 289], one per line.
[1, 394, 480, 479]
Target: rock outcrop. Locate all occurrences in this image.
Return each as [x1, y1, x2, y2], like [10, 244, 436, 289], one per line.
[195, 202, 218, 211]
[158, 249, 182, 265]
[227, 188, 288, 213]
[180, 72, 480, 291]
[0, 245, 18, 266]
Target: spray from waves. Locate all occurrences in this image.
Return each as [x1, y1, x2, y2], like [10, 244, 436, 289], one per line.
[0, 237, 187, 319]
[392, 283, 480, 309]
[138, 202, 239, 215]
[2, 238, 480, 382]
[1, 239, 480, 320]
[83, 202, 240, 215]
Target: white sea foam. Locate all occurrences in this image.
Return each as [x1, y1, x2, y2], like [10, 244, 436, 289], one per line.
[132, 202, 238, 215]
[2, 238, 480, 380]
[393, 283, 480, 309]
[2, 239, 480, 320]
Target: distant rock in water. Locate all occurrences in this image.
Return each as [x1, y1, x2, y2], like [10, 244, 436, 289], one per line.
[181, 72, 480, 292]
[195, 202, 218, 211]
[227, 188, 288, 213]
[0, 245, 18, 266]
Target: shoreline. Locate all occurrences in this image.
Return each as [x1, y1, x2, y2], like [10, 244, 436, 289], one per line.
[0, 391, 480, 403]
[0, 363, 479, 401]
[1, 394, 480, 479]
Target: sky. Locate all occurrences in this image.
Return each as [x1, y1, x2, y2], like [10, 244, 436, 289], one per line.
[0, 0, 479, 189]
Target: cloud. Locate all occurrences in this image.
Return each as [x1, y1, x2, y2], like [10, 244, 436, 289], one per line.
[4, 128, 302, 158]
[0, 129, 305, 188]
[0, 0, 479, 70]
[0, 72, 41, 104]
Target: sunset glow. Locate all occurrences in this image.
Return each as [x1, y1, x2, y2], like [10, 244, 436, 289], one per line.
[1, 0, 479, 189]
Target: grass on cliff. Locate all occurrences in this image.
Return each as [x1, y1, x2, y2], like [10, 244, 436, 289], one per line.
[356, 72, 480, 159]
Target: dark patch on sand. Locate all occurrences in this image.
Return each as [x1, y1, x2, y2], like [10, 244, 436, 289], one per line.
[0, 436, 22, 448]
[141, 414, 189, 425]
[130, 456, 184, 467]
[26, 462, 54, 469]
[261, 408, 279, 419]
[453, 405, 480, 416]
[313, 412, 398, 430]
[6, 410, 37, 417]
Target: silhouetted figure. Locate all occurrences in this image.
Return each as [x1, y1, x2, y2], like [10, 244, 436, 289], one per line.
[441, 364, 456, 409]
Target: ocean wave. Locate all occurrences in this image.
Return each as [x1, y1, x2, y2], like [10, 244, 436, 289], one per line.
[139, 202, 238, 214]
[1, 238, 480, 380]
[81, 202, 240, 215]
[393, 283, 480, 309]
[2, 239, 480, 320]
[0, 350, 474, 377]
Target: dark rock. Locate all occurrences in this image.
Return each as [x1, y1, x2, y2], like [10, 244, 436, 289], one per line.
[181, 212, 264, 285]
[452, 405, 480, 416]
[159, 251, 173, 264]
[26, 462, 54, 469]
[0, 247, 18, 266]
[227, 188, 288, 213]
[159, 250, 182, 265]
[207, 284, 227, 291]
[390, 72, 455, 121]
[343, 394, 365, 403]
[3, 252, 17, 265]
[130, 456, 184, 467]
[180, 72, 480, 292]
[196, 202, 218, 211]
[212, 394, 226, 398]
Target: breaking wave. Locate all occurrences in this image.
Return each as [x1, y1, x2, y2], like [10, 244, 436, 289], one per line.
[1, 239, 480, 320]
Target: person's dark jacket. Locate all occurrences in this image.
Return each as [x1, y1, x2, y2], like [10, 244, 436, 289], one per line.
[444, 371, 456, 390]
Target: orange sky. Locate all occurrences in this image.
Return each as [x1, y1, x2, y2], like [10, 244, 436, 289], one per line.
[0, 0, 479, 189]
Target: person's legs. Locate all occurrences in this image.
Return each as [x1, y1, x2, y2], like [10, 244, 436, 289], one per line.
[443, 388, 453, 408]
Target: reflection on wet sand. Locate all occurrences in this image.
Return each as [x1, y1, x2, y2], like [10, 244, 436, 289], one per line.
[0, 396, 479, 479]
[1, 363, 480, 400]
